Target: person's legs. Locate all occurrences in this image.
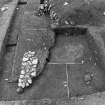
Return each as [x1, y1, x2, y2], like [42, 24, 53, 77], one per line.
[35, 0, 45, 16]
[40, 0, 44, 4]
[36, 0, 50, 16]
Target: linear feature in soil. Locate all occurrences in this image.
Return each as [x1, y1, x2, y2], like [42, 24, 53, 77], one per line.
[48, 27, 105, 97]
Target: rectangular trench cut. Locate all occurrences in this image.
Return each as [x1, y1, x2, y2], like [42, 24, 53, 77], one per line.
[48, 27, 105, 98]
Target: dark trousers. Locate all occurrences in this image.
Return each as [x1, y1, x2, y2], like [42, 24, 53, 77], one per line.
[40, 0, 44, 4]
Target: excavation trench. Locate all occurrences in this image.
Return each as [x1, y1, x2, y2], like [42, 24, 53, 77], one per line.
[0, 0, 105, 101]
[48, 27, 105, 97]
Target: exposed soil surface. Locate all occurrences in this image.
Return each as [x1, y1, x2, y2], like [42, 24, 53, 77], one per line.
[1, 1, 105, 105]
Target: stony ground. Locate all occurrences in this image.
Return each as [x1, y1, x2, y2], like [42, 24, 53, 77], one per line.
[1, 0, 105, 105]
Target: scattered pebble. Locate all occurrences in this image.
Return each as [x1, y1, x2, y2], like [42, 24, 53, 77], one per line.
[4, 78, 8, 81]
[28, 79, 32, 84]
[64, 2, 69, 6]
[80, 97, 84, 100]
[103, 12, 105, 16]
[32, 64, 37, 68]
[24, 54, 28, 58]
[21, 70, 25, 75]
[16, 87, 24, 94]
[94, 62, 96, 66]
[26, 83, 29, 87]
[22, 62, 27, 66]
[26, 68, 30, 72]
[69, 20, 75, 25]
[27, 38, 32, 41]
[29, 51, 35, 55]
[81, 60, 85, 64]
[23, 57, 28, 62]
[31, 67, 36, 72]
[65, 21, 69, 25]
[44, 47, 47, 50]
[63, 81, 68, 87]
[31, 72, 36, 76]
[18, 82, 23, 87]
[25, 74, 30, 78]
[53, 13, 56, 17]
[21, 82, 25, 88]
[32, 59, 38, 65]
[85, 81, 90, 85]
[27, 61, 32, 65]
[16, 8, 19, 10]
[20, 74, 24, 79]
[18, 78, 23, 83]
[1, 6, 8, 12]
[64, 84, 68, 87]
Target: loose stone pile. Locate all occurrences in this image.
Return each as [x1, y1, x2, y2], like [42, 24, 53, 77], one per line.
[18, 51, 39, 89]
[37, 0, 76, 26]
[37, 0, 59, 24]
